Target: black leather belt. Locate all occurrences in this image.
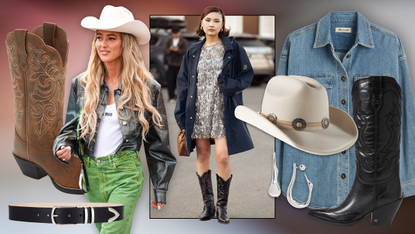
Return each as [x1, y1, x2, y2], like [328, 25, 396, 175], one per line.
[9, 203, 124, 225]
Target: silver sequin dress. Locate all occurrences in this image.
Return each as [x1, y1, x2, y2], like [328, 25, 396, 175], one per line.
[191, 41, 226, 139]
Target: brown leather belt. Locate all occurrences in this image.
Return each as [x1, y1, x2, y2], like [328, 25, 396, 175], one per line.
[9, 203, 124, 225]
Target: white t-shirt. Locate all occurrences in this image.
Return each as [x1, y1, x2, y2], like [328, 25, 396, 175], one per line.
[93, 104, 123, 157]
[172, 37, 180, 47]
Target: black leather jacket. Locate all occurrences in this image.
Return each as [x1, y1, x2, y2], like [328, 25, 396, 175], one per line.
[53, 73, 176, 203]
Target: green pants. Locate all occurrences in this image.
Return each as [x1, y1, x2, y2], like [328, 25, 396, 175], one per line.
[83, 150, 144, 234]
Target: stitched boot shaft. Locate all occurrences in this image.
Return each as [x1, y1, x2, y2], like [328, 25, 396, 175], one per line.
[216, 173, 232, 224]
[197, 170, 215, 221]
[353, 77, 401, 185]
[6, 23, 83, 194]
[308, 76, 402, 226]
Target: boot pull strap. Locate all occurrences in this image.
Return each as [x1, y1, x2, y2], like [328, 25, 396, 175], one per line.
[372, 76, 383, 111]
[43, 22, 57, 47]
[14, 29, 28, 71]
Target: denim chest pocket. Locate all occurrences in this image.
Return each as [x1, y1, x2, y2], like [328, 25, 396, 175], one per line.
[353, 74, 371, 82]
[305, 74, 333, 106]
[353, 74, 393, 82]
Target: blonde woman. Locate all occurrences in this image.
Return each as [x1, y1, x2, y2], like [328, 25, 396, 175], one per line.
[175, 6, 254, 224]
[53, 5, 176, 233]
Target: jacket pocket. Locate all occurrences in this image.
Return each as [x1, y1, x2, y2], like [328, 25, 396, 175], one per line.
[306, 74, 333, 106]
[353, 74, 371, 82]
[353, 74, 393, 82]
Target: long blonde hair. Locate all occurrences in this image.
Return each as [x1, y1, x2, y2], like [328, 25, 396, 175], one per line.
[79, 32, 161, 144]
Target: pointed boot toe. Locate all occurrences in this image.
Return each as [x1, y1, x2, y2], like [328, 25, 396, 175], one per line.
[308, 208, 362, 226]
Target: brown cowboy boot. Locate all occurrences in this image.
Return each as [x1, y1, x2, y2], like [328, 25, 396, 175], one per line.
[6, 22, 84, 194]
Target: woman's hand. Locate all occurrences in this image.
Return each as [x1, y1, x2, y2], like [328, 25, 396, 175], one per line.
[151, 200, 165, 210]
[56, 146, 72, 162]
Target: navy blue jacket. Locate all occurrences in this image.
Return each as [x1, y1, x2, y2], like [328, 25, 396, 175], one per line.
[174, 36, 254, 155]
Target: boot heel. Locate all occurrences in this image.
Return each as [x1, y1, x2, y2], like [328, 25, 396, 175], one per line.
[371, 199, 402, 226]
[13, 152, 47, 179]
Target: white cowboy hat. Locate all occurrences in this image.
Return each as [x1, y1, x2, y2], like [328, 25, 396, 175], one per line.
[235, 75, 358, 155]
[81, 5, 150, 45]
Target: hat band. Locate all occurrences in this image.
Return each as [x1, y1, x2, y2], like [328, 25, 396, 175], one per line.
[260, 112, 330, 131]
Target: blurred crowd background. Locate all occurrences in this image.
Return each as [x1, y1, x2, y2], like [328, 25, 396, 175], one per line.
[149, 15, 275, 87]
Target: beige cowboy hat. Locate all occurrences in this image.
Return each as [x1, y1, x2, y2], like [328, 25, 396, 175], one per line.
[81, 5, 150, 45]
[235, 75, 358, 155]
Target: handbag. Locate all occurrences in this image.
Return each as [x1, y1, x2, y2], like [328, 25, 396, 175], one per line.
[177, 129, 189, 156]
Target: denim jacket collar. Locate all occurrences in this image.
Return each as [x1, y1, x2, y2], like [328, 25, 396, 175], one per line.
[314, 12, 374, 49]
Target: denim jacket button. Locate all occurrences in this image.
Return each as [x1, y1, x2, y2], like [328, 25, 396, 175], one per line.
[341, 173, 346, 179]
[346, 54, 351, 58]
[341, 76, 346, 82]
[117, 90, 121, 95]
[341, 100, 346, 105]
[342, 150, 346, 155]
[123, 120, 127, 125]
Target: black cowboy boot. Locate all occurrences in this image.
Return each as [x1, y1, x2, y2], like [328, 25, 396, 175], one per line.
[216, 173, 232, 224]
[308, 76, 402, 226]
[197, 170, 215, 221]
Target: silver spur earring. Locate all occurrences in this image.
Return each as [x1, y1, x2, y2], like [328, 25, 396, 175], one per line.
[268, 152, 281, 197]
[286, 163, 313, 209]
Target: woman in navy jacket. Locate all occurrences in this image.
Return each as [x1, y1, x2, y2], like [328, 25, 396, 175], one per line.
[174, 6, 254, 224]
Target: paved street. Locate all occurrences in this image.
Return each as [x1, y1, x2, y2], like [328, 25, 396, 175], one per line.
[150, 84, 276, 219]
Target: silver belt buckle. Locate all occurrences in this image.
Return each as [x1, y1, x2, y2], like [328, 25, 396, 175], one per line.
[51, 205, 77, 225]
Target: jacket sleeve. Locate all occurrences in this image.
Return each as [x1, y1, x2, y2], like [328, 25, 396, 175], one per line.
[53, 77, 81, 164]
[276, 35, 290, 75]
[217, 40, 254, 97]
[163, 38, 171, 56]
[177, 38, 189, 56]
[396, 37, 415, 196]
[174, 50, 189, 130]
[144, 86, 177, 204]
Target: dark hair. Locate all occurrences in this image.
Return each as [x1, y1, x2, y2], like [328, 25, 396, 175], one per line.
[196, 6, 230, 37]
[171, 26, 181, 33]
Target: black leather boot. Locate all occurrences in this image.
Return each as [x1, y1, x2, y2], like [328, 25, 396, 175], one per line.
[308, 76, 403, 226]
[217, 174, 232, 224]
[197, 170, 215, 221]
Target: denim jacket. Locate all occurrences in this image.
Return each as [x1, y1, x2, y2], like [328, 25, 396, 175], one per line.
[276, 12, 415, 208]
[53, 73, 177, 203]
